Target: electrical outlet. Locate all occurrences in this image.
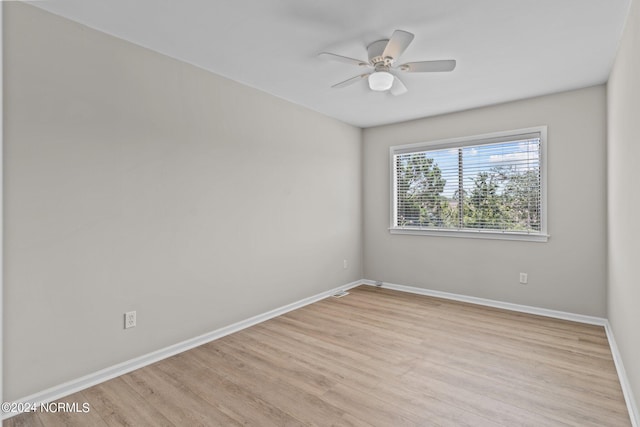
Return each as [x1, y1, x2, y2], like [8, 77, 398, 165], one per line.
[343, 259, 348, 269]
[519, 273, 528, 284]
[124, 311, 136, 329]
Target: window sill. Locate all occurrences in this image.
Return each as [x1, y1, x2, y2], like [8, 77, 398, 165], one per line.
[389, 227, 549, 242]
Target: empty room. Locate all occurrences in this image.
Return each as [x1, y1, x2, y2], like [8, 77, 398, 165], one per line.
[2, 0, 639, 426]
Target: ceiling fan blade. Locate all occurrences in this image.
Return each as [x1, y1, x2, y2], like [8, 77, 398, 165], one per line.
[331, 73, 370, 89]
[318, 52, 370, 67]
[398, 59, 456, 73]
[382, 30, 415, 61]
[390, 76, 408, 96]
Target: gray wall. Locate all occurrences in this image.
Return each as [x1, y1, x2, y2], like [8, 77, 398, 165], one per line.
[3, 3, 362, 400]
[363, 86, 607, 316]
[608, 0, 640, 413]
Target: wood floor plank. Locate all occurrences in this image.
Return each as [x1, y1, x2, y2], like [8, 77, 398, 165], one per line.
[320, 382, 423, 427]
[157, 353, 303, 426]
[119, 364, 242, 426]
[188, 344, 349, 425]
[3, 412, 46, 427]
[81, 377, 175, 427]
[249, 325, 386, 391]
[4, 286, 631, 426]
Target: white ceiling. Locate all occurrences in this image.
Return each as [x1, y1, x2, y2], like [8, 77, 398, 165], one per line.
[29, 0, 631, 128]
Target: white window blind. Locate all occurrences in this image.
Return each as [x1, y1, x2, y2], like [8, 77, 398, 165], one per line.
[391, 128, 547, 241]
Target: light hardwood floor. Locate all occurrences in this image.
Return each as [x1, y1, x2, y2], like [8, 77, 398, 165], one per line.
[4, 286, 631, 426]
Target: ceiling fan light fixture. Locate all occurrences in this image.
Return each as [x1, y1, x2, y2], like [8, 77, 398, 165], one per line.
[320, 29, 456, 95]
[368, 71, 394, 91]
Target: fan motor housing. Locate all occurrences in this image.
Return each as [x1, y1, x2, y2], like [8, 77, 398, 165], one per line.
[368, 39, 393, 66]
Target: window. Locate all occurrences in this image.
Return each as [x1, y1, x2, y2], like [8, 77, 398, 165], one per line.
[390, 127, 547, 241]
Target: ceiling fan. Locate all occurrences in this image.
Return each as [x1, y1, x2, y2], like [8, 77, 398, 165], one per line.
[318, 29, 456, 96]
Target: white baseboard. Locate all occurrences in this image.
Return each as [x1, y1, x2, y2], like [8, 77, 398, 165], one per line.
[605, 322, 640, 427]
[2, 280, 363, 420]
[361, 279, 607, 325]
[362, 279, 637, 426]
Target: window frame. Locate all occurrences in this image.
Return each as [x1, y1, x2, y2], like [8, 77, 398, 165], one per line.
[389, 126, 548, 242]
